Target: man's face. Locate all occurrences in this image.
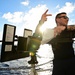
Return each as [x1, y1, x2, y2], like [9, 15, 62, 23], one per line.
[56, 14, 69, 26]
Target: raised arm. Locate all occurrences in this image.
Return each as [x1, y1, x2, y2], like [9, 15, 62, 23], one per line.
[27, 10, 52, 57]
[35, 9, 52, 34]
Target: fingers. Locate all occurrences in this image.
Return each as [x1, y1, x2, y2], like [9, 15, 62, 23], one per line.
[46, 14, 52, 16]
[44, 9, 48, 14]
[44, 9, 52, 16]
[41, 9, 52, 22]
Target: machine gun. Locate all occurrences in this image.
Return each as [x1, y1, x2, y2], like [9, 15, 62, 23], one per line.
[27, 33, 42, 64]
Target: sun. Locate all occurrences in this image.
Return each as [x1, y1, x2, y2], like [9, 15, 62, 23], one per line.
[39, 25, 46, 33]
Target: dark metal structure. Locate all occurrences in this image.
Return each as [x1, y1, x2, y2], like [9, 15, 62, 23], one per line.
[0, 24, 32, 62]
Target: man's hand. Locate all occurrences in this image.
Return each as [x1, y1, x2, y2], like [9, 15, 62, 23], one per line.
[41, 9, 52, 23]
[35, 9, 52, 34]
[67, 25, 75, 30]
[54, 26, 66, 37]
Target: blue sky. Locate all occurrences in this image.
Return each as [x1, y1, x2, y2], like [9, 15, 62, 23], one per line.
[0, 0, 75, 40]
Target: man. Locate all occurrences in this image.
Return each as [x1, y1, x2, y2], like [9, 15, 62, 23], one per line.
[34, 9, 75, 75]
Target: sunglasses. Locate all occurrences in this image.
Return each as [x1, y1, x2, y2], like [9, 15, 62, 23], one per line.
[58, 16, 69, 19]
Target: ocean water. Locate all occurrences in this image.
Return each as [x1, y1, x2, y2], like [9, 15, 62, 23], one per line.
[0, 44, 54, 75]
[0, 43, 75, 75]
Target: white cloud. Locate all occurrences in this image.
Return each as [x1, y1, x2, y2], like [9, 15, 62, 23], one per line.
[2, 4, 48, 36]
[2, 12, 24, 24]
[2, 2, 75, 37]
[58, 2, 75, 14]
[56, 5, 60, 9]
[21, 0, 29, 6]
[18, 4, 48, 35]
[2, 4, 58, 36]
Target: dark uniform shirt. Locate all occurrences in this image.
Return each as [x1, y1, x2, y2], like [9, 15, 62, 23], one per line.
[48, 29, 75, 60]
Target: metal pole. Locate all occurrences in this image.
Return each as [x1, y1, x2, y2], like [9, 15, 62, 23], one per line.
[29, 64, 38, 75]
